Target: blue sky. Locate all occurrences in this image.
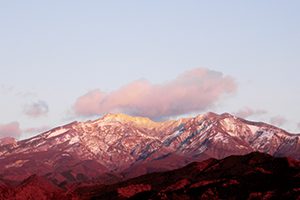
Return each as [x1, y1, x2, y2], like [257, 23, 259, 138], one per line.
[1, 1, 300, 140]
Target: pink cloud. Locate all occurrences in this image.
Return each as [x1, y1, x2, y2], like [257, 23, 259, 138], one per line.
[235, 107, 267, 118]
[23, 100, 49, 118]
[73, 67, 237, 121]
[0, 122, 22, 139]
[270, 115, 287, 127]
[23, 126, 50, 134]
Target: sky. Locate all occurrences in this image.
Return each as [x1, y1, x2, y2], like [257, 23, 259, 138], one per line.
[0, 1, 300, 140]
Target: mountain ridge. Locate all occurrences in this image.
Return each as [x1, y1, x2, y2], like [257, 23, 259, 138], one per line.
[0, 112, 300, 187]
[1, 152, 300, 199]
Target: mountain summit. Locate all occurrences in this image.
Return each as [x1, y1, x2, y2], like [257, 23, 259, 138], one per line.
[0, 112, 299, 186]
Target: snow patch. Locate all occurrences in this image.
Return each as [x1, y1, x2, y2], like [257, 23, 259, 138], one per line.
[47, 128, 69, 139]
[135, 130, 159, 140]
[214, 132, 228, 143]
[5, 160, 29, 168]
[198, 145, 207, 154]
[26, 137, 41, 143]
[35, 141, 46, 148]
[69, 136, 80, 144]
[248, 125, 259, 134]
[236, 144, 246, 149]
[214, 132, 225, 140]
[223, 118, 233, 128]
[259, 130, 274, 140]
[15, 147, 30, 153]
[88, 144, 101, 154]
[92, 120, 117, 127]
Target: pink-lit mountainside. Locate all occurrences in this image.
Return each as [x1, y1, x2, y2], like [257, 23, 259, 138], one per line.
[0, 112, 300, 199]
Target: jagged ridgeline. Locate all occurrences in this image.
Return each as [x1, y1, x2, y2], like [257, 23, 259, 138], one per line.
[0, 112, 300, 187]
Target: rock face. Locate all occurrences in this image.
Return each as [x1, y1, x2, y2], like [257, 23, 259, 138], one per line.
[0, 112, 300, 186]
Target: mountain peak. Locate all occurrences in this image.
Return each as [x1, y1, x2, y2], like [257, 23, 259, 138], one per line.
[100, 113, 158, 127]
[220, 112, 235, 118]
[0, 136, 17, 146]
[18, 174, 63, 191]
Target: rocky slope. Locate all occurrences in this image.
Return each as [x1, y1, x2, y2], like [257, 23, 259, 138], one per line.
[0, 136, 17, 146]
[0, 112, 299, 186]
[1, 152, 300, 199]
[85, 152, 300, 200]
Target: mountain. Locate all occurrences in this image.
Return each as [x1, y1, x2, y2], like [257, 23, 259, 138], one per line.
[0, 112, 300, 186]
[0, 174, 64, 200]
[0, 181, 14, 200]
[83, 152, 300, 199]
[0, 136, 17, 146]
[13, 174, 64, 200]
[1, 152, 300, 199]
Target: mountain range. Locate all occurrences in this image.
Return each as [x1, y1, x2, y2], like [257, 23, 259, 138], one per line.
[1, 152, 300, 199]
[0, 112, 300, 188]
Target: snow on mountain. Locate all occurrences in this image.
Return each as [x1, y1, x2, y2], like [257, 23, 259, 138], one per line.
[0, 112, 299, 186]
[46, 128, 69, 139]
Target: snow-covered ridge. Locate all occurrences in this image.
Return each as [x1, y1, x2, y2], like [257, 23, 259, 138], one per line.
[1, 112, 300, 177]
